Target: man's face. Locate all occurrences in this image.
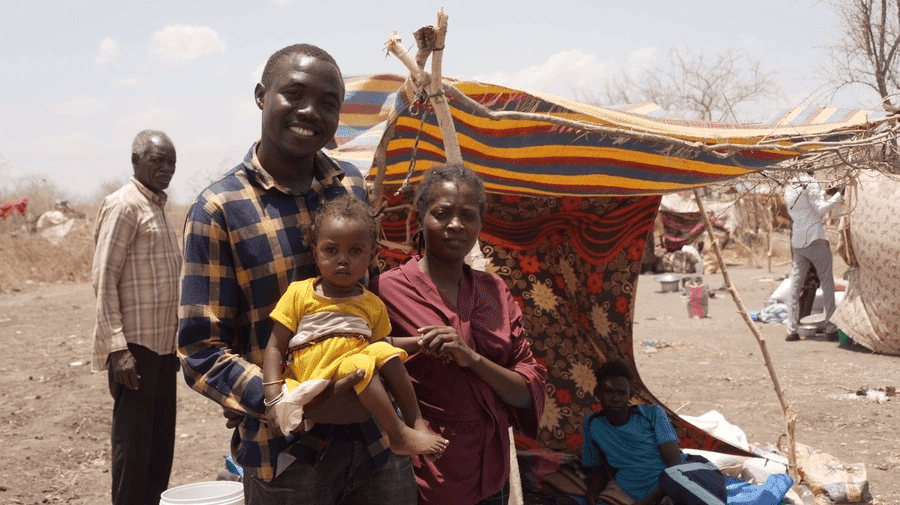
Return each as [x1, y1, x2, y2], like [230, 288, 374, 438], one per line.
[598, 376, 631, 414]
[132, 136, 176, 192]
[256, 53, 343, 161]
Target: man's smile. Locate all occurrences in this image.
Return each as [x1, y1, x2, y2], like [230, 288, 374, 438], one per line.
[289, 125, 316, 136]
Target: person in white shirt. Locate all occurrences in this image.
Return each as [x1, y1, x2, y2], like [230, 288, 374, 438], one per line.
[784, 171, 843, 341]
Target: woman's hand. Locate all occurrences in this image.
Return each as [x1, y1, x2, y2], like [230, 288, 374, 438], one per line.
[419, 325, 533, 409]
[418, 325, 479, 367]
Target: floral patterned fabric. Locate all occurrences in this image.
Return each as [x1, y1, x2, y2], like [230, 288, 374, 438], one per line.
[832, 173, 900, 355]
[376, 191, 747, 456]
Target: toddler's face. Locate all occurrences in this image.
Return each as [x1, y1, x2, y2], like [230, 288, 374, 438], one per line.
[313, 216, 374, 294]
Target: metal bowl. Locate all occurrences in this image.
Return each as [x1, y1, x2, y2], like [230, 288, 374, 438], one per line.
[800, 313, 826, 330]
[797, 324, 819, 338]
[654, 275, 682, 293]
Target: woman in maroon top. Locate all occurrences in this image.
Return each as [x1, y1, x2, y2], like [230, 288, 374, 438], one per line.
[370, 164, 546, 504]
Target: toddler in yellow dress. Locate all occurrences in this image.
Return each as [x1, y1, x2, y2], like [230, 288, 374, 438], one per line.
[262, 195, 448, 457]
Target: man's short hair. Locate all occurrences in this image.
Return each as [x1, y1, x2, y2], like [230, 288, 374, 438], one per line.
[594, 360, 632, 394]
[260, 43, 342, 89]
[132, 130, 172, 159]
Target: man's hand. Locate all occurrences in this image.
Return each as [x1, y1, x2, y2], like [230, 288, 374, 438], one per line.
[109, 349, 140, 390]
[222, 407, 242, 430]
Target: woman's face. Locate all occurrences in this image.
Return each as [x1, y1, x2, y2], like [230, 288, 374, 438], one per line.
[420, 181, 484, 264]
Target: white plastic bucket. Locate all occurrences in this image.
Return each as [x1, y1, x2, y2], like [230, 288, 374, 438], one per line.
[159, 481, 244, 505]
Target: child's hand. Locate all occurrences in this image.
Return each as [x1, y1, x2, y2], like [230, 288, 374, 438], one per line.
[265, 405, 286, 437]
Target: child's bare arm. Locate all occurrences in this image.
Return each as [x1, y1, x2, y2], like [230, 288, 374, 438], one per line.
[262, 322, 293, 432]
[384, 335, 423, 355]
[584, 464, 609, 505]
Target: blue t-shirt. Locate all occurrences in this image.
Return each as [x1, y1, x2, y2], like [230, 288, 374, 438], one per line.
[582, 404, 680, 501]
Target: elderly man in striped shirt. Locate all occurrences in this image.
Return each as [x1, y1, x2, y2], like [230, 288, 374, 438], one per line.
[784, 171, 843, 342]
[91, 129, 182, 504]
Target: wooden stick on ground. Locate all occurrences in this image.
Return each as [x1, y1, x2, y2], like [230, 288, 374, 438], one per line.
[693, 189, 799, 484]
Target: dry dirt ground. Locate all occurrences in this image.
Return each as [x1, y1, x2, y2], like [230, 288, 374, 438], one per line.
[633, 265, 900, 504]
[0, 230, 897, 504]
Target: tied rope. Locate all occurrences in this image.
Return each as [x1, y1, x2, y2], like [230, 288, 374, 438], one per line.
[395, 90, 431, 197]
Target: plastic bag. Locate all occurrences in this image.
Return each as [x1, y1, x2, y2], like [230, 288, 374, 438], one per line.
[794, 443, 872, 503]
[758, 303, 789, 324]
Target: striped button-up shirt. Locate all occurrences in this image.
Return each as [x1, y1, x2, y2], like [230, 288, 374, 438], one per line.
[785, 172, 842, 249]
[177, 144, 384, 481]
[91, 177, 182, 370]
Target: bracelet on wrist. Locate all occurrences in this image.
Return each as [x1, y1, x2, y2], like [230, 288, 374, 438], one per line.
[264, 390, 284, 407]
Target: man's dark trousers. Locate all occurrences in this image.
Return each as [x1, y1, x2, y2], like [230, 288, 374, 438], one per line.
[108, 343, 178, 505]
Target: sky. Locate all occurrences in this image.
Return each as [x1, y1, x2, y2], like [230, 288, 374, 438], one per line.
[0, 0, 881, 205]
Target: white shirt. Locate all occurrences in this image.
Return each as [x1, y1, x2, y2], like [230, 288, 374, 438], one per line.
[785, 172, 841, 249]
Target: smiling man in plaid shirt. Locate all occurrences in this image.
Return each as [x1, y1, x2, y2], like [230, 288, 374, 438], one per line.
[177, 44, 416, 504]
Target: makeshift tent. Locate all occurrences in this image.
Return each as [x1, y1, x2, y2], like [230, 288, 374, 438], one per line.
[832, 171, 900, 355]
[328, 74, 892, 485]
[658, 191, 733, 251]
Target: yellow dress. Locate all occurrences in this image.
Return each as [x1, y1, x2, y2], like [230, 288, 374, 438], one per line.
[268, 278, 406, 432]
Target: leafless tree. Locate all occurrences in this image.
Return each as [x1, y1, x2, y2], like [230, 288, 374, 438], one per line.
[584, 47, 779, 122]
[92, 177, 128, 203]
[822, 0, 900, 105]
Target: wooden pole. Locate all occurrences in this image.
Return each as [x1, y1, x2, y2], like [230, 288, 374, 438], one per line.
[385, 11, 522, 504]
[384, 9, 463, 165]
[693, 189, 800, 484]
[766, 200, 774, 273]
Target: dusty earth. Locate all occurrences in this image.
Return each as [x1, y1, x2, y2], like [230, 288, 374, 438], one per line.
[0, 229, 897, 504]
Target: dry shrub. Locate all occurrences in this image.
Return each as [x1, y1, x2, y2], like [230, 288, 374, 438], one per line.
[0, 176, 74, 235]
[0, 177, 193, 292]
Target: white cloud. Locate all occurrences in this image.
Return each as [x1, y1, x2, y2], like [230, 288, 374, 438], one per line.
[54, 97, 108, 116]
[117, 106, 186, 131]
[270, 0, 292, 4]
[475, 49, 614, 99]
[149, 25, 226, 64]
[626, 47, 657, 71]
[251, 61, 265, 86]
[116, 77, 141, 87]
[236, 100, 260, 123]
[95, 37, 119, 66]
[14, 131, 104, 156]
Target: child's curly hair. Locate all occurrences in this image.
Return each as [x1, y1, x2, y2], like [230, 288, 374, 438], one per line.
[593, 360, 632, 396]
[305, 194, 379, 250]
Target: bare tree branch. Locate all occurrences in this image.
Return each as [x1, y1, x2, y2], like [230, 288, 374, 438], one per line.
[822, 0, 900, 105]
[584, 47, 779, 122]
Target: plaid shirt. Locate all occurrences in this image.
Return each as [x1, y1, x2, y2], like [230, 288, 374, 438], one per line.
[92, 178, 182, 371]
[177, 144, 385, 481]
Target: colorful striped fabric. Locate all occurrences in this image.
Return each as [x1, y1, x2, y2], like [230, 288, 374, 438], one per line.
[367, 80, 881, 197]
[327, 76, 885, 482]
[329, 76, 885, 194]
[334, 74, 404, 146]
[329, 74, 405, 177]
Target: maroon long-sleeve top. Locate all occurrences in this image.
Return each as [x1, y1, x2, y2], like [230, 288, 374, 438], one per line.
[370, 257, 546, 504]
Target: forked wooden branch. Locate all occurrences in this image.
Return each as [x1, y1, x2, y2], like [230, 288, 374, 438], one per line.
[693, 189, 800, 485]
[384, 8, 463, 165]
